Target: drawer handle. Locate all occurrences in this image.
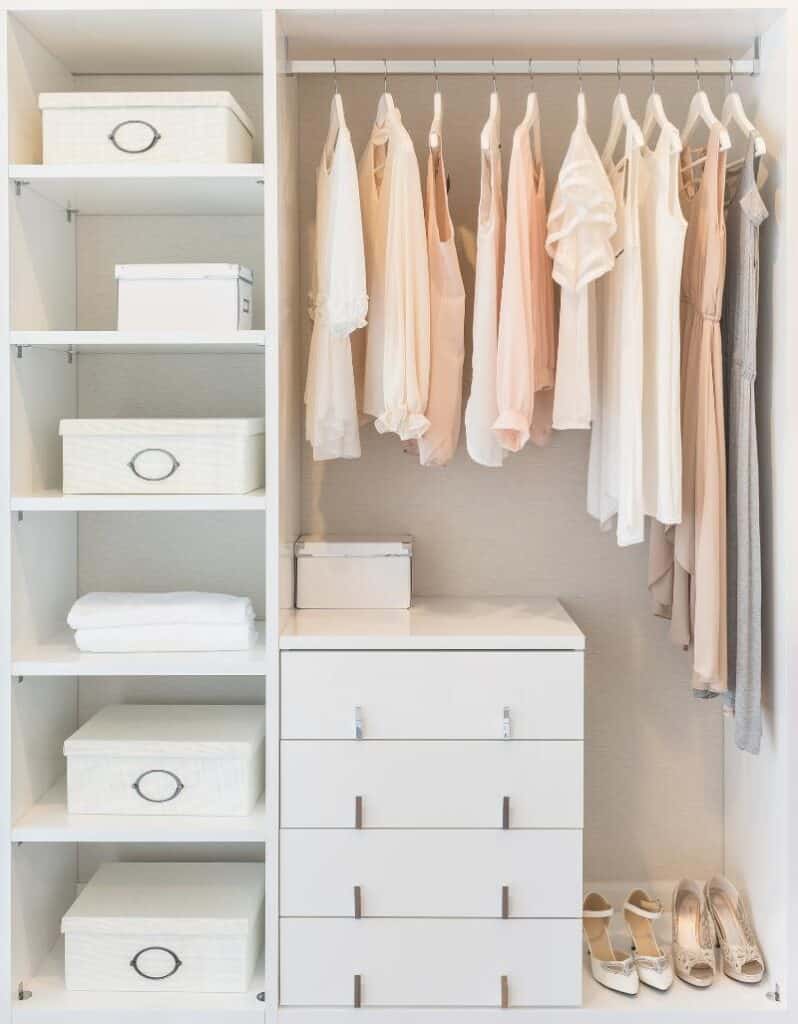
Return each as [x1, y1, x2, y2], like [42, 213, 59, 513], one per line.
[354, 974, 362, 1008]
[128, 447, 181, 482]
[502, 795, 510, 830]
[354, 885, 362, 919]
[501, 885, 509, 919]
[132, 768, 185, 803]
[109, 118, 162, 154]
[502, 706, 511, 739]
[130, 945, 183, 981]
[354, 705, 363, 740]
[500, 975, 509, 1009]
[354, 794, 363, 829]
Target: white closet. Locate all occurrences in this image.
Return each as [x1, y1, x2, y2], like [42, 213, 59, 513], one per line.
[0, 5, 794, 1024]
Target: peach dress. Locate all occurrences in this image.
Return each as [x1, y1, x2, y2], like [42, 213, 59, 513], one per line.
[418, 141, 466, 467]
[649, 123, 728, 694]
[493, 119, 557, 452]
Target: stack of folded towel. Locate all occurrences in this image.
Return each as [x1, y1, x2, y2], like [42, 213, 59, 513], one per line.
[67, 592, 256, 652]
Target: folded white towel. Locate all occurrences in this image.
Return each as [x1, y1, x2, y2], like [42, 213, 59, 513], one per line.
[67, 592, 255, 630]
[73, 622, 257, 653]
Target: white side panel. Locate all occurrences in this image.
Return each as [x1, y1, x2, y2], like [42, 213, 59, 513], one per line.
[12, 677, 75, 823]
[12, 513, 77, 649]
[281, 650, 583, 739]
[280, 829, 582, 918]
[281, 741, 583, 829]
[280, 918, 582, 1008]
[11, 184, 76, 331]
[12, 350, 77, 496]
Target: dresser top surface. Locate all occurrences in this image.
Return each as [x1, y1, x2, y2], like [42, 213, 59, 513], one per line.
[280, 597, 585, 651]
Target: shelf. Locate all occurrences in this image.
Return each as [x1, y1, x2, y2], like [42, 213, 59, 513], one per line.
[12, 621, 266, 677]
[11, 330, 267, 355]
[281, 597, 586, 651]
[11, 490, 266, 512]
[10, 165, 265, 216]
[12, 777, 266, 843]
[13, 939, 264, 1022]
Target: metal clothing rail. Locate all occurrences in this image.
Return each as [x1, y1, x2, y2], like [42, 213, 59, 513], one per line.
[286, 56, 760, 77]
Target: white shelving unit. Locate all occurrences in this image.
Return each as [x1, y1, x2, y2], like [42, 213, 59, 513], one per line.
[1, 4, 795, 1024]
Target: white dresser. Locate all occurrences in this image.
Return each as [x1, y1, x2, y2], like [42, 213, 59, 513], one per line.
[279, 597, 585, 1009]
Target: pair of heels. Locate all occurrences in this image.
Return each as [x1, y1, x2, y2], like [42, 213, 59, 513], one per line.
[583, 889, 673, 995]
[673, 876, 765, 988]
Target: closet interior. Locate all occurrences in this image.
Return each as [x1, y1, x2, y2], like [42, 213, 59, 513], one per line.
[0, 5, 793, 1024]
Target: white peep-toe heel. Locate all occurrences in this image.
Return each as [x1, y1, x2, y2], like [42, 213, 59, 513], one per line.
[705, 876, 765, 984]
[623, 889, 674, 991]
[583, 892, 639, 996]
[672, 879, 716, 987]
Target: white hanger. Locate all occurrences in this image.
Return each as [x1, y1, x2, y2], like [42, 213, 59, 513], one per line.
[575, 60, 587, 127]
[642, 59, 680, 151]
[429, 59, 443, 152]
[681, 59, 731, 152]
[376, 58, 395, 127]
[480, 59, 500, 154]
[323, 61, 345, 159]
[520, 60, 542, 167]
[602, 61, 644, 168]
[722, 59, 766, 157]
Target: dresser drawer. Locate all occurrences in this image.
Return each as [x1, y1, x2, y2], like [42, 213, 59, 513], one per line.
[281, 740, 582, 828]
[280, 918, 581, 1007]
[281, 828, 582, 918]
[281, 651, 583, 739]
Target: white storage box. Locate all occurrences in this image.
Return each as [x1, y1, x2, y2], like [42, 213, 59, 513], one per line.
[116, 263, 254, 332]
[296, 536, 413, 610]
[62, 862, 264, 993]
[59, 417, 265, 494]
[64, 704, 265, 816]
[39, 91, 254, 164]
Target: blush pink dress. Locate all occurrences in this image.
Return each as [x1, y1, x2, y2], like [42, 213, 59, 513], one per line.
[418, 141, 466, 467]
[493, 117, 557, 452]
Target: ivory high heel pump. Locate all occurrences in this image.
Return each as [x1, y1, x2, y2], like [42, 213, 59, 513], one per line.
[705, 876, 765, 984]
[583, 892, 639, 995]
[623, 889, 674, 991]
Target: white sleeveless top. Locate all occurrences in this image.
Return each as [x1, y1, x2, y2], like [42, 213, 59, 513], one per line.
[640, 123, 688, 524]
[304, 99, 368, 461]
[465, 96, 506, 467]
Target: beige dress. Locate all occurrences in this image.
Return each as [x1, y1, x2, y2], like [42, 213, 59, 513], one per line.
[649, 123, 728, 694]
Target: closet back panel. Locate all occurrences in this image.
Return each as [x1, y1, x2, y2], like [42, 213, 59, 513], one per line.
[297, 72, 760, 884]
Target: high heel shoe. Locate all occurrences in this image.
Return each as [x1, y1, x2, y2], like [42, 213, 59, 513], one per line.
[672, 879, 716, 987]
[623, 889, 674, 991]
[705, 876, 765, 984]
[583, 892, 639, 995]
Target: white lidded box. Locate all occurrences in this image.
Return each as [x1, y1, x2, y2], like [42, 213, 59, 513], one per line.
[296, 536, 413, 610]
[59, 417, 265, 494]
[116, 263, 254, 332]
[62, 861, 264, 992]
[64, 704, 265, 816]
[39, 91, 254, 164]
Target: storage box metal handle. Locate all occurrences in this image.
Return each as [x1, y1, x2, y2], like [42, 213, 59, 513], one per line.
[132, 768, 185, 804]
[130, 946, 184, 981]
[127, 447, 181, 482]
[108, 119, 162, 154]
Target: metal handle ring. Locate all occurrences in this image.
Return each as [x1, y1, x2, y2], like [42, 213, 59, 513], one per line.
[128, 448, 181, 481]
[130, 946, 183, 980]
[132, 768, 185, 803]
[108, 119, 162, 154]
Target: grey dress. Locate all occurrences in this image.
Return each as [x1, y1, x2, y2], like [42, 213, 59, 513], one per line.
[722, 137, 768, 754]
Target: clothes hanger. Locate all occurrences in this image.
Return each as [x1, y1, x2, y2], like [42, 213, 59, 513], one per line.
[601, 60, 644, 169]
[323, 59, 345, 160]
[429, 58, 443, 153]
[642, 58, 680, 152]
[721, 58, 766, 158]
[576, 59, 587, 127]
[681, 58, 731, 154]
[520, 59, 542, 167]
[376, 58, 395, 127]
[480, 58, 500, 154]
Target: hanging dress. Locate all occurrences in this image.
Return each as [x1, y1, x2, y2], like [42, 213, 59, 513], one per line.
[304, 96, 368, 460]
[493, 115, 557, 452]
[359, 98, 430, 441]
[640, 123, 688, 524]
[649, 123, 728, 695]
[722, 136, 767, 752]
[418, 136, 466, 467]
[546, 93, 616, 431]
[587, 126, 646, 547]
[465, 96, 506, 467]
